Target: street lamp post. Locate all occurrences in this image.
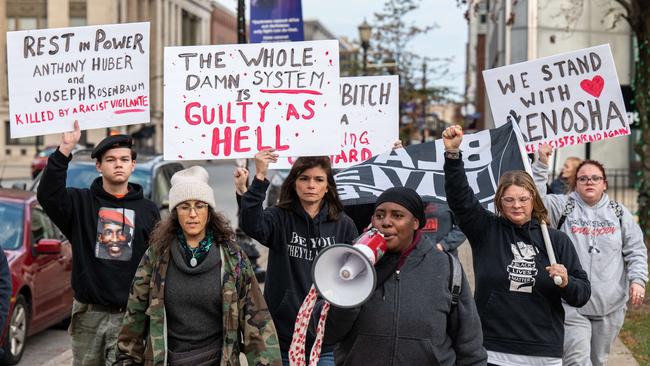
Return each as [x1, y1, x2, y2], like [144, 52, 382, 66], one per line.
[358, 20, 372, 75]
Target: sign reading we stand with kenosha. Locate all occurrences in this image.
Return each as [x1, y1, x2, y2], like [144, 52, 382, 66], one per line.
[6, 22, 150, 138]
[483, 44, 629, 153]
[163, 40, 341, 160]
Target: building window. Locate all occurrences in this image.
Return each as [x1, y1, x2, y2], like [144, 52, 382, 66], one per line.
[5, 122, 41, 146]
[70, 0, 87, 26]
[182, 10, 199, 46]
[7, 0, 47, 29]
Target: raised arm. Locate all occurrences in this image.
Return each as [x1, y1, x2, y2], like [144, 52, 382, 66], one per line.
[36, 121, 82, 237]
[239, 149, 284, 249]
[442, 126, 493, 244]
[531, 144, 569, 227]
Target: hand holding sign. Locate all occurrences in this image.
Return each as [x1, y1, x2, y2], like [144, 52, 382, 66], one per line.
[60, 120, 81, 157]
[537, 143, 552, 165]
[254, 149, 278, 181]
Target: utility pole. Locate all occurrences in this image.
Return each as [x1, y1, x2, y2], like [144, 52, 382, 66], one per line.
[237, 0, 246, 44]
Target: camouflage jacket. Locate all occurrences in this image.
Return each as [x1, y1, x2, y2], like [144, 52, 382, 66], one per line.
[114, 239, 281, 366]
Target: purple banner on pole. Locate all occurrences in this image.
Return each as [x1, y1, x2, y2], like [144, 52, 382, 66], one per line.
[250, 0, 305, 43]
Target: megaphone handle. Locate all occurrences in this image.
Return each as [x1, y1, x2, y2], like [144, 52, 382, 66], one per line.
[540, 221, 563, 286]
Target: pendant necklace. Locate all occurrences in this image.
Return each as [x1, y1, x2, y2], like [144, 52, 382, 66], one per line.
[189, 246, 199, 267]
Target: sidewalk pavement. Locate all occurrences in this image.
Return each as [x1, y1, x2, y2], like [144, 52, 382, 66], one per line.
[457, 242, 639, 366]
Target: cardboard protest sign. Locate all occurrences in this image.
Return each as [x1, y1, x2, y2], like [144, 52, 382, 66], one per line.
[270, 75, 399, 169]
[164, 40, 340, 160]
[7, 22, 150, 138]
[483, 44, 629, 153]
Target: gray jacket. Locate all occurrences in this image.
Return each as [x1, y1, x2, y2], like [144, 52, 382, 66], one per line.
[323, 236, 487, 366]
[533, 160, 648, 316]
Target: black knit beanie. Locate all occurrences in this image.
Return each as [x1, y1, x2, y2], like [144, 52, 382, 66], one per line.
[374, 187, 426, 229]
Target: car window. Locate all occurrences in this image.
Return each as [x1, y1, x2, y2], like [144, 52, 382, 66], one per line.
[0, 202, 24, 250]
[66, 165, 100, 188]
[31, 206, 55, 244]
[130, 169, 152, 197]
[153, 164, 183, 206]
[37, 146, 57, 158]
[64, 165, 151, 197]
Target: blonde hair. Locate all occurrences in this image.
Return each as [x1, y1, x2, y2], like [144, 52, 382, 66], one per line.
[495, 171, 549, 224]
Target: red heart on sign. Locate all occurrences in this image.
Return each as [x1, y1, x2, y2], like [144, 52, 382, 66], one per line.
[580, 75, 604, 98]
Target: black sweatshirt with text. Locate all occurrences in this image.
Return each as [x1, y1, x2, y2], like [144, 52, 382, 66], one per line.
[240, 177, 358, 352]
[444, 156, 590, 358]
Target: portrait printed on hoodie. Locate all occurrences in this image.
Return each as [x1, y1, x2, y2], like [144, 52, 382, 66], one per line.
[95, 207, 135, 261]
[507, 241, 539, 293]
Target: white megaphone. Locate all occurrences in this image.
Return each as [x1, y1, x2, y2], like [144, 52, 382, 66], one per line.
[312, 228, 387, 308]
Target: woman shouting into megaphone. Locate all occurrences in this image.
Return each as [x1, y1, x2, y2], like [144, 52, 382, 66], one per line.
[321, 187, 487, 366]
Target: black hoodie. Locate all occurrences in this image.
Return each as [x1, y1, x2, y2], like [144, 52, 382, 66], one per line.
[444, 156, 590, 358]
[37, 149, 160, 308]
[240, 177, 358, 352]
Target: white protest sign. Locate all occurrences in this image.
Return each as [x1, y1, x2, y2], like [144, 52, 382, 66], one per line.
[483, 44, 629, 153]
[7, 22, 150, 138]
[163, 40, 341, 160]
[270, 75, 399, 169]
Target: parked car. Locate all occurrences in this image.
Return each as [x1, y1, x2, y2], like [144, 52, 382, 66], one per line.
[0, 189, 73, 365]
[30, 144, 86, 179]
[29, 149, 185, 214]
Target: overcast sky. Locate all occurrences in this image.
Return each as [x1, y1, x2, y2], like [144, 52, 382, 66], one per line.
[214, 0, 468, 97]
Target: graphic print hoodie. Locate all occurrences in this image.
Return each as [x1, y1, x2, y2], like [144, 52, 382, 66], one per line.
[37, 149, 160, 308]
[240, 177, 358, 352]
[445, 156, 591, 358]
[533, 159, 648, 316]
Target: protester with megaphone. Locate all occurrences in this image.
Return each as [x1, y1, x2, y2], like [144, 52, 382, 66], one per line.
[318, 187, 487, 366]
[442, 125, 591, 366]
[239, 149, 358, 366]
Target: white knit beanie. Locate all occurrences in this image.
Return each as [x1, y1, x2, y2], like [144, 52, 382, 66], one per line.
[168, 166, 216, 210]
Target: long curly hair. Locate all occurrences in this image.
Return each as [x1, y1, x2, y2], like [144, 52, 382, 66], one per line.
[494, 171, 549, 224]
[149, 207, 235, 252]
[276, 156, 344, 221]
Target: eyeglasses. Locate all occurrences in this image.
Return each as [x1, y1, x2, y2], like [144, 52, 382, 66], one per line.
[177, 202, 209, 214]
[576, 175, 604, 184]
[501, 196, 532, 206]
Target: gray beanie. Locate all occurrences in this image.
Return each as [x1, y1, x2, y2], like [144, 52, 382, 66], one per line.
[168, 166, 216, 210]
